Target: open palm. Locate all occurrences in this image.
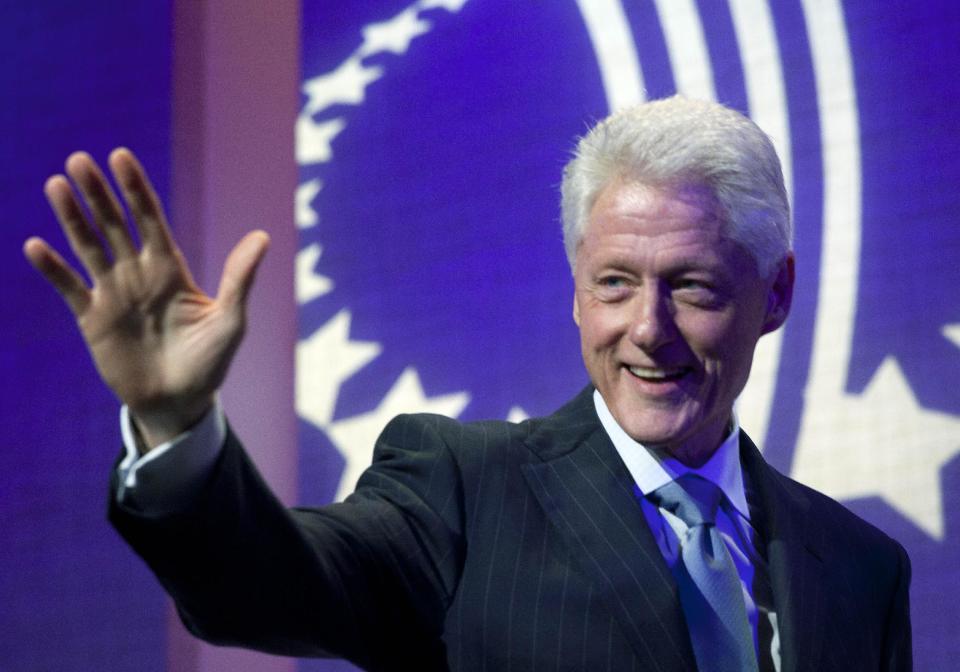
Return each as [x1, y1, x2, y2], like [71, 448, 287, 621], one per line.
[24, 149, 269, 448]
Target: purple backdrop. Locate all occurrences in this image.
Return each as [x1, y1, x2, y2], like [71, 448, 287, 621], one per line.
[1, 2, 299, 671]
[3, 2, 958, 671]
[0, 3, 172, 670]
[295, 2, 960, 671]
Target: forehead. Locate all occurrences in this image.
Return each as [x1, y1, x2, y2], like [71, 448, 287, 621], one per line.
[580, 180, 728, 256]
[575, 179, 763, 282]
[590, 178, 720, 228]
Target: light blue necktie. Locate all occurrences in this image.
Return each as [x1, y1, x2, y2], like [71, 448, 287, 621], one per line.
[649, 474, 759, 672]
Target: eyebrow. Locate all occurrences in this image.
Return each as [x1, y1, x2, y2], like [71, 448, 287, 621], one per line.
[593, 252, 729, 277]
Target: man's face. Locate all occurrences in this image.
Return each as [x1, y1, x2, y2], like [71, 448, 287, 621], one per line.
[573, 180, 793, 466]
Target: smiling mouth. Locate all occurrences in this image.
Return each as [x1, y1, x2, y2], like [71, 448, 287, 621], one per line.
[627, 365, 691, 383]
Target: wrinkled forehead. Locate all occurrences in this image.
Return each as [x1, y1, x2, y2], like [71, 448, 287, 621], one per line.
[583, 178, 729, 238]
[575, 178, 760, 275]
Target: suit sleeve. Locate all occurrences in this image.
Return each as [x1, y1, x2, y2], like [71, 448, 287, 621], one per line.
[109, 413, 466, 670]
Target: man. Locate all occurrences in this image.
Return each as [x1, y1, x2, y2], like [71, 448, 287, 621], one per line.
[24, 96, 911, 671]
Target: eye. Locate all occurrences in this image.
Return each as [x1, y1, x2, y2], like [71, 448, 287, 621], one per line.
[675, 278, 709, 291]
[672, 277, 722, 307]
[594, 275, 631, 301]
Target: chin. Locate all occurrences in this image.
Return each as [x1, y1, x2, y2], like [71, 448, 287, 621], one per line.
[614, 409, 693, 448]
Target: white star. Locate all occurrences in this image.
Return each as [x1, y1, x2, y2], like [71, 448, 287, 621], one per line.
[296, 310, 382, 429]
[417, 0, 470, 12]
[295, 243, 334, 304]
[296, 115, 346, 165]
[296, 178, 322, 229]
[302, 57, 383, 114]
[359, 7, 432, 57]
[327, 367, 469, 501]
[791, 356, 960, 539]
[507, 406, 529, 423]
[943, 323, 960, 349]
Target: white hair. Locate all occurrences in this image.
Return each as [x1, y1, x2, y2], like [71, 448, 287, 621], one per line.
[561, 96, 792, 277]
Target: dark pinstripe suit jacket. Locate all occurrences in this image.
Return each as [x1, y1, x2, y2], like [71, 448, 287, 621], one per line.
[110, 386, 912, 671]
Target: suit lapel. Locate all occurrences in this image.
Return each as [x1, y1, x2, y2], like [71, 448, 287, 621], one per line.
[740, 435, 827, 672]
[520, 389, 697, 672]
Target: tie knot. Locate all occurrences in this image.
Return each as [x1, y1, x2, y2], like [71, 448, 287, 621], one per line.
[649, 474, 723, 527]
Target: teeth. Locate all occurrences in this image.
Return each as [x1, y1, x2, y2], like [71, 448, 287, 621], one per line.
[628, 366, 685, 380]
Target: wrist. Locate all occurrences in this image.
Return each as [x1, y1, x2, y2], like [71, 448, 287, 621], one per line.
[129, 395, 215, 451]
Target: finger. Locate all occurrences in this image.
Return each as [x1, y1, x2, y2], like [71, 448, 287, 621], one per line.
[216, 231, 271, 309]
[65, 151, 137, 260]
[108, 147, 175, 254]
[44, 174, 111, 277]
[23, 237, 92, 315]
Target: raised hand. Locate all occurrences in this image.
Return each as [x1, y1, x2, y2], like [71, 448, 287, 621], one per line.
[23, 149, 270, 450]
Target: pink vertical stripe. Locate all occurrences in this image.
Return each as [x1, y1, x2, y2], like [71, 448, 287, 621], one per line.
[171, 1, 301, 671]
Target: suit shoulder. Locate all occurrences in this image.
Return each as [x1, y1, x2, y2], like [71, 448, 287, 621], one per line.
[770, 466, 908, 560]
[383, 412, 532, 441]
[378, 387, 598, 464]
[377, 412, 535, 464]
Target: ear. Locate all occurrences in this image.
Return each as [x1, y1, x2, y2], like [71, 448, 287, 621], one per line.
[573, 292, 581, 326]
[761, 252, 795, 335]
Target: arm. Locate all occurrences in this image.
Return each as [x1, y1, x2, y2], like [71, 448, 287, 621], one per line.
[23, 148, 268, 449]
[26, 151, 461, 666]
[109, 414, 464, 668]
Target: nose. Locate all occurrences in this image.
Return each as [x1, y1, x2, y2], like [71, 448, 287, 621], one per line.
[628, 283, 676, 353]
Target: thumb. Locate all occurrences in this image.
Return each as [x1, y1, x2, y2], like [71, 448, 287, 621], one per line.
[216, 230, 271, 309]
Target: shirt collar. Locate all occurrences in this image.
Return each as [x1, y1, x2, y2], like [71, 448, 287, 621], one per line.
[593, 389, 750, 520]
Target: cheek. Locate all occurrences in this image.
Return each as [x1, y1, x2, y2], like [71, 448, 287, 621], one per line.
[710, 328, 762, 389]
[580, 310, 626, 352]
[677, 312, 754, 366]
